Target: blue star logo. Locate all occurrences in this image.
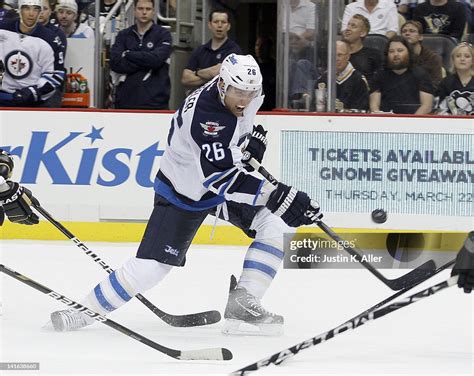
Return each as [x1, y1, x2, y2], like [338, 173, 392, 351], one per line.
[85, 126, 104, 144]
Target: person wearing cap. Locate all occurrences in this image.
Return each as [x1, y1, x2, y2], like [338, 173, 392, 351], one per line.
[56, 0, 94, 38]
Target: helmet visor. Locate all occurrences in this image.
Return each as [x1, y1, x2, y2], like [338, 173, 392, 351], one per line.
[225, 85, 259, 101]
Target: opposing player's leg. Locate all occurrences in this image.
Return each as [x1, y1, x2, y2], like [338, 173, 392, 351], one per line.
[50, 195, 210, 331]
[214, 203, 295, 336]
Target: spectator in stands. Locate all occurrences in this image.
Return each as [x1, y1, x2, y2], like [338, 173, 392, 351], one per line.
[288, 31, 319, 109]
[254, 35, 276, 110]
[437, 42, 474, 114]
[370, 35, 435, 113]
[413, 0, 467, 41]
[0, 0, 65, 107]
[56, 0, 94, 38]
[39, 0, 67, 107]
[343, 14, 384, 84]
[110, 0, 172, 109]
[394, 0, 411, 18]
[316, 40, 370, 111]
[288, 0, 316, 43]
[286, 1, 318, 109]
[457, 0, 473, 33]
[342, 0, 399, 38]
[82, 0, 120, 29]
[393, 1, 429, 20]
[401, 20, 443, 87]
[181, 9, 241, 91]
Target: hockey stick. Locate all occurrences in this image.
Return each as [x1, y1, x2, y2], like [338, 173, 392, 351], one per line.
[0, 264, 232, 361]
[247, 157, 436, 290]
[349, 257, 455, 317]
[31, 200, 221, 327]
[232, 274, 458, 374]
[317, 221, 435, 290]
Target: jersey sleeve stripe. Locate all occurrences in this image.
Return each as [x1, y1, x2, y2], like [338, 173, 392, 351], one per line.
[252, 179, 265, 206]
[203, 167, 237, 189]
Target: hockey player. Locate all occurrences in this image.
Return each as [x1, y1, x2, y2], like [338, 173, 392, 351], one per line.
[0, 0, 65, 107]
[1, 54, 323, 336]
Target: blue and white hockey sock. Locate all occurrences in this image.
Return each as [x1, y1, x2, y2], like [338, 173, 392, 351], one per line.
[81, 257, 173, 319]
[237, 240, 284, 299]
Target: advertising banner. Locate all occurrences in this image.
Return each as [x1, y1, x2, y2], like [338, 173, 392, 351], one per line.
[0, 110, 472, 232]
[281, 131, 473, 217]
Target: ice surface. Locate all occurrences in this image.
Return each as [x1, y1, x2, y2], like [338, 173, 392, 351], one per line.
[0, 240, 472, 375]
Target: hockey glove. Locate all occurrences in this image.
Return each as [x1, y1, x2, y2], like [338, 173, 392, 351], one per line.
[266, 182, 323, 227]
[13, 86, 39, 105]
[0, 182, 39, 225]
[242, 124, 268, 164]
[0, 149, 14, 179]
[451, 231, 474, 293]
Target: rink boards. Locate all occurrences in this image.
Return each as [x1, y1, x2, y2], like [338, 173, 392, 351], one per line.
[0, 109, 472, 243]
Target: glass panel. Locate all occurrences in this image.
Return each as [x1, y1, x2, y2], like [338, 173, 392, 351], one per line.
[276, 0, 343, 112]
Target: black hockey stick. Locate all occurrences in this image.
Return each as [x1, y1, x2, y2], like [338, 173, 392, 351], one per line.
[348, 257, 455, 317]
[232, 274, 457, 374]
[31, 200, 221, 327]
[247, 157, 436, 290]
[317, 221, 435, 290]
[0, 264, 232, 361]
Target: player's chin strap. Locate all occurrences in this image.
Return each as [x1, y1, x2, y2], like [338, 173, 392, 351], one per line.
[210, 201, 229, 240]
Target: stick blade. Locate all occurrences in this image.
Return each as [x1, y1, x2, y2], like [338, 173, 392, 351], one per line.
[178, 347, 233, 361]
[385, 260, 437, 290]
[162, 310, 221, 327]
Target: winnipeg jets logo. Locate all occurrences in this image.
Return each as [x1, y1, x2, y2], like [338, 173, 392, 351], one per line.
[5, 50, 33, 79]
[164, 245, 179, 257]
[53, 36, 63, 47]
[200, 121, 225, 137]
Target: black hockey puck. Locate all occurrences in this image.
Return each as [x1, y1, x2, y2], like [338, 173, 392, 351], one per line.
[371, 209, 387, 223]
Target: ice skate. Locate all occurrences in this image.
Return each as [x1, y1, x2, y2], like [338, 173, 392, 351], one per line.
[50, 309, 93, 332]
[222, 275, 284, 336]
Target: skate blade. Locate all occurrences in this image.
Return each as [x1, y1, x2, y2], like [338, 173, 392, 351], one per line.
[41, 320, 55, 332]
[221, 319, 283, 336]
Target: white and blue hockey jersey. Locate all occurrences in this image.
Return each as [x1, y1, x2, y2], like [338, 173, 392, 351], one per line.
[156, 77, 275, 211]
[0, 20, 65, 103]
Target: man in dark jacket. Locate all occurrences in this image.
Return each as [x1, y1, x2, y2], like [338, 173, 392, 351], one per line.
[401, 20, 443, 89]
[110, 0, 171, 109]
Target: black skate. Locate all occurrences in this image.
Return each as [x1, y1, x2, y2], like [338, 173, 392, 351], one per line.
[222, 275, 284, 336]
